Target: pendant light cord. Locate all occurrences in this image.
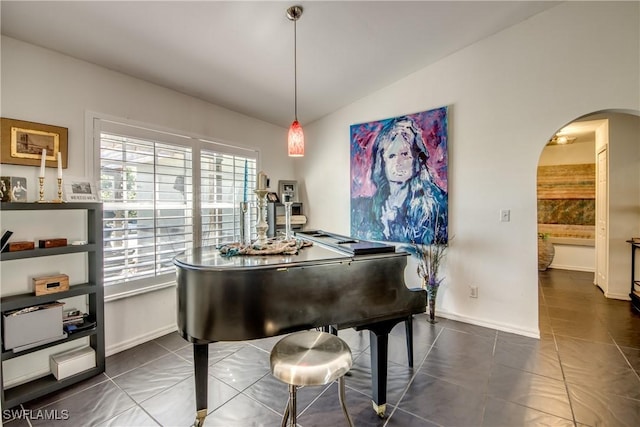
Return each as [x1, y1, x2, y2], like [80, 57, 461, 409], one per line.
[293, 17, 298, 122]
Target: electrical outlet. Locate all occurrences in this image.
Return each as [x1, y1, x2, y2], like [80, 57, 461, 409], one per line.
[500, 209, 510, 222]
[470, 286, 478, 298]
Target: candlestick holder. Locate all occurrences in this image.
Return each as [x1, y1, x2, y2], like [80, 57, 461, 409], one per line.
[254, 189, 269, 246]
[53, 178, 64, 203]
[283, 201, 293, 240]
[36, 177, 47, 203]
[239, 201, 252, 245]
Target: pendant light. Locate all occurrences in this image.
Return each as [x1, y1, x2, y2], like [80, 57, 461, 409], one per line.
[287, 5, 304, 157]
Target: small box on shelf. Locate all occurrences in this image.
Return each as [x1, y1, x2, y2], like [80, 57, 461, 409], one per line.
[50, 346, 96, 380]
[38, 238, 67, 249]
[6, 241, 34, 252]
[33, 274, 70, 296]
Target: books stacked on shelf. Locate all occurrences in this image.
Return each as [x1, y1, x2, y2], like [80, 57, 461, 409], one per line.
[63, 309, 96, 334]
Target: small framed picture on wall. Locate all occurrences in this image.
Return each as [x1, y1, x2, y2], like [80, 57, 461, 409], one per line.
[278, 180, 298, 202]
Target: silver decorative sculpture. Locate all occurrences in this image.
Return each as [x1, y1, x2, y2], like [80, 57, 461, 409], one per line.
[282, 193, 293, 240]
[255, 189, 269, 245]
[239, 201, 251, 245]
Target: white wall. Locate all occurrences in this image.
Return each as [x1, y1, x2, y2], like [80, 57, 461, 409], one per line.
[607, 113, 640, 299]
[538, 140, 595, 166]
[0, 36, 294, 383]
[296, 1, 640, 337]
[549, 241, 595, 273]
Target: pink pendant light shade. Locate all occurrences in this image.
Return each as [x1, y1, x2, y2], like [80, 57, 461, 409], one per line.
[288, 120, 304, 157]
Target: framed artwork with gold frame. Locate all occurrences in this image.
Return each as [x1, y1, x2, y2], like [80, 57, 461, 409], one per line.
[0, 118, 68, 168]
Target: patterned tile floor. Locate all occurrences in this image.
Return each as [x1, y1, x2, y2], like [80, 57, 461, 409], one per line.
[3, 269, 639, 426]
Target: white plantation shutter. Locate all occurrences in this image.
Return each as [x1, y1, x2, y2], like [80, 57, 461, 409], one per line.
[200, 151, 257, 248]
[97, 119, 256, 288]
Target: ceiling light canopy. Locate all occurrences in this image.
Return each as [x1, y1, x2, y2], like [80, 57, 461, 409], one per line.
[548, 134, 577, 145]
[287, 5, 304, 157]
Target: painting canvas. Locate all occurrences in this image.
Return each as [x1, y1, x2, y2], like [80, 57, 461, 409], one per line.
[537, 163, 595, 239]
[350, 107, 448, 245]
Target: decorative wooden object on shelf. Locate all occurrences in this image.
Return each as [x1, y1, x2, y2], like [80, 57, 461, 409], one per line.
[7, 241, 34, 252]
[38, 238, 67, 249]
[33, 274, 70, 296]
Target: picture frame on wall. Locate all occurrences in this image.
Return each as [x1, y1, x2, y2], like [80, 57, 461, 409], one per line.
[0, 118, 68, 168]
[64, 177, 100, 203]
[278, 180, 298, 202]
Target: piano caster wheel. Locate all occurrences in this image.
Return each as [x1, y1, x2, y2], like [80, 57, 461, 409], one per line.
[372, 401, 386, 418]
[192, 409, 207, 427]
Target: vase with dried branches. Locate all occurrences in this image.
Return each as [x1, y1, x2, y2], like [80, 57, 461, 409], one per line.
[414, 219, 450, 324]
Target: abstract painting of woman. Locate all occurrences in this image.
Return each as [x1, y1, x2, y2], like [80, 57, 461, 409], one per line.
[351, 107, 448, 245]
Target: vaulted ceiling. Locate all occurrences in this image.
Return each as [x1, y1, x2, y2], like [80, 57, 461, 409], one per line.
[1, 1, 560, 127]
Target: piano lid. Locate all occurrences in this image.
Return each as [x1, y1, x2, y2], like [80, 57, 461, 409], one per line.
[173, 232, 405, 272]
[173, 242, 355, 272]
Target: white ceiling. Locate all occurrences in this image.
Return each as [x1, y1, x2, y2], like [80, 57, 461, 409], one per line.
[1, 1, 560, 128]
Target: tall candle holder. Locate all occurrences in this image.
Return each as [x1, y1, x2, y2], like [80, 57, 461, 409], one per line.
[53, 178, 64, 203]
[239, 201, 252, 245]
[255, 189, 269, 246]
[283, 194, 293, 240]
[37, 177, 47, 203]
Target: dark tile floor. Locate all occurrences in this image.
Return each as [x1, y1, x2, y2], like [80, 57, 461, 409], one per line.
[3, 269, 640, 426]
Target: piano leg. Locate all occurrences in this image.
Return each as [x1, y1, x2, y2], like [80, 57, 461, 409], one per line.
[364, 318, 406, 418]
[193, 343, 209, 427]
[405, 316, 414, 367]
[369, 329, 388, 417]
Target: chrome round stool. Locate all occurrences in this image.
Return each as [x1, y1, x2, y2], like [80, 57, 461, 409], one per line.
[270, 330, 354, 427]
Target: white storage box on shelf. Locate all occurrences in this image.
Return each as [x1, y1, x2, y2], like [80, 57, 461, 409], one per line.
[2, 302, 65, 351]
[50, 346, 96, 380]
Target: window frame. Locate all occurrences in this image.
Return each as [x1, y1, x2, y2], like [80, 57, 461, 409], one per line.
[89, 113, 260, 300]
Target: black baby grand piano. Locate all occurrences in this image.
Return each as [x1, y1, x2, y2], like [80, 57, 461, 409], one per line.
[174, 231, 426, 426]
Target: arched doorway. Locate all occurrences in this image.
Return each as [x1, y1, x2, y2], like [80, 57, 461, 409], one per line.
[537, 110, 640, 332]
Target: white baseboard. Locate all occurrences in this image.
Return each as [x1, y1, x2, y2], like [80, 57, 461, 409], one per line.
[604, 291, 631, 301]
[548, 263, 595, 273]
[106, 324, 178, 357]
[435, 310, 540, 339]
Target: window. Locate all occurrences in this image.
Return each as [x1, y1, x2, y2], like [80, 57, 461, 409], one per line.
[96, 119, 257, 290]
